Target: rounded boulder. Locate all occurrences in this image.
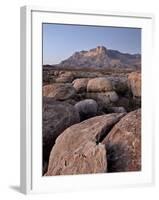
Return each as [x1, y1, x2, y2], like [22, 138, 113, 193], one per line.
[87, 77, 113, 92]
[43, 83, 76, 100]
[74, 99, 98, 121]
[72, 78, 90, 93]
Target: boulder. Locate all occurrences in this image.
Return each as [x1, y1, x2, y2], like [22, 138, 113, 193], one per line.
[74, 99, 98, 121]
[128, 72, 141, 97]
[55, 71, 74, 83]
[86, 91, 119, 105]
[115, 96, 141, 112]
[102, 109, 141, 172]
[114, 79, 128, 95]
[43, 97, 80, 163]
[107, 106, 127, 113]
[105, 76, 128, 95]
[72, 78, 90, 93]
[45, 113, 125, 176]
[115, 97, 130, 110]
[87, 78, 113, 92]
[43, 83, 76, 100]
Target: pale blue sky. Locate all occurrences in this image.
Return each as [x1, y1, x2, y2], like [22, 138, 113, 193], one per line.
[43, 23, 141, 65]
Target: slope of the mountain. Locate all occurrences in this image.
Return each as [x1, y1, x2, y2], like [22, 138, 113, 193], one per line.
[58, 46, 141, 69]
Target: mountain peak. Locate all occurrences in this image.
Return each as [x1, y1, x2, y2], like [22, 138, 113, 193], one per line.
[95, 46, 107, 53]
[82, 46, 107, 57]
[59, 46, 141, 69]
[89, 46, 107, 54]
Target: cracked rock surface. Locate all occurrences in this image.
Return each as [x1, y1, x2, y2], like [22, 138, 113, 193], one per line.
[45, 113, 125, 176]
[102, 109, 141, 172]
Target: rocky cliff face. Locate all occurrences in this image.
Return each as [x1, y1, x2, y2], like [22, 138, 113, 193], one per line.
[59, 46, 141, 69]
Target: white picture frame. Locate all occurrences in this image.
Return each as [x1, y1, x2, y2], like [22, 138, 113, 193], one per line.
[20, 5, 154, 194]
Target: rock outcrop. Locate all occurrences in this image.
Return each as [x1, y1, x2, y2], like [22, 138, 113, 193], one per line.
[102, 109, 141, 172]
[45, 113, 125, 176]
[43, 83, 76, 100]
[43, 97, 80, 171]
[42, 47, 142, 176]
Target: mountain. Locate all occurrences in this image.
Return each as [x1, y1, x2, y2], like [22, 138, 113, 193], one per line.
[58, 46, 141, 69]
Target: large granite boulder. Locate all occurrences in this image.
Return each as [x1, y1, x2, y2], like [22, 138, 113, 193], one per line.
[86, 91, 119, 105]
[43, 83, 76, 100]
[45, 113, 125, 176]
[72, 78, 90, 93]
[43, 97, 80, 170]
[128, 72, 141, 97]
[74, 99, 98, 121]
[87, 78, 113, 93]
[103, 75, 128, 95]
[102, 109, 141, 172]
[55, 71, 74, 83]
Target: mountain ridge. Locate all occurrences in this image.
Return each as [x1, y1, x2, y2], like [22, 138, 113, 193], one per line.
[56, 46, 141, 69]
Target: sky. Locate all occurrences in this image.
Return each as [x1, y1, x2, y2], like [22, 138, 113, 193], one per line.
[42, 23, 141, 65]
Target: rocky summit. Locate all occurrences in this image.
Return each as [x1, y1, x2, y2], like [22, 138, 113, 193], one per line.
[58, 46, 141, 69]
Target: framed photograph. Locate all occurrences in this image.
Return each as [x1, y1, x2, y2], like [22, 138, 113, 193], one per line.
[20, 6, 154, 194]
